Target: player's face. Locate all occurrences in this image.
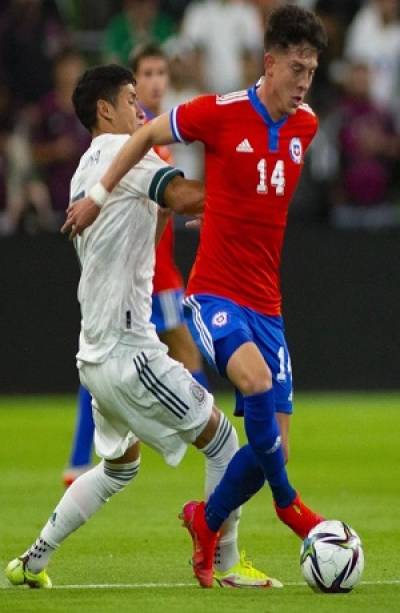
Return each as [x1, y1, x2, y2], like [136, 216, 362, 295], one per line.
[265, 44, 318, 117]
[134, 56, 169, 112]
[112, 83, 144, 134]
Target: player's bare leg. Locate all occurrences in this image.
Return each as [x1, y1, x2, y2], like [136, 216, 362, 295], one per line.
[159, 323, 203, 373]
[5, 442, 141, 588]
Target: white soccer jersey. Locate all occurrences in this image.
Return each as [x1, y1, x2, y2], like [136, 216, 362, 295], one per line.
[70, 133, 182, 364]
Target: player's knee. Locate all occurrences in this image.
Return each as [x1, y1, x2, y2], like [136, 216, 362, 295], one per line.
[237, 367, 273, 396]
[102, 457, 141, 495]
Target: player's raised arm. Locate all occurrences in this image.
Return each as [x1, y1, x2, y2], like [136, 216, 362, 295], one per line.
[61, 113, 197, 239]
[101, 113, 174, 194]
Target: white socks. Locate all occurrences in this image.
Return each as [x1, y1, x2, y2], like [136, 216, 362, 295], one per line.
[201, 412, 241, 572]
[26, 458, 140, 573]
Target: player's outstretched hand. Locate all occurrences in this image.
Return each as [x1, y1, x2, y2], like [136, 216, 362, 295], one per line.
[185, 214, 204, 230]
[61, 197, 100, 239]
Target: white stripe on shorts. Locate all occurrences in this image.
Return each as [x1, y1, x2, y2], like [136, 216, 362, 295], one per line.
[184, 296, 215, 363]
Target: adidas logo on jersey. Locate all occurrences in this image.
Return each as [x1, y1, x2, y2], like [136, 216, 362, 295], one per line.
[236, 138, 254, 153]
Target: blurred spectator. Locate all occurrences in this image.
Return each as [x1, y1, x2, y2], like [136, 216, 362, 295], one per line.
[345, 0, 400, 115]
[0, 85, 13, 233]
[331, 61, 400, 229]
[297, 0, 363, 22]
[103, 0, 176, 66]
[0, 0, 70, 111]
[160, 0, 192, 23]
[31, 49, 90, 225]
[181, 0, 263, 93]
[309, 0, 347, 113]
[162, 36, 203, 180]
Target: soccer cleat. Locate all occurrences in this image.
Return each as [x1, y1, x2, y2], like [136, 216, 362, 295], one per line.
[275, 493, 325, 539]
[62, 464, 91, 488]
[5, 556, 52, 589]
[214, 550, 283, 588]
[179, 500, 219, 588]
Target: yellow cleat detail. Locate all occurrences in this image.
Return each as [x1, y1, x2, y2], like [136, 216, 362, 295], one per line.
[5, 558, 52, 589]
[214, 551, 283, 589]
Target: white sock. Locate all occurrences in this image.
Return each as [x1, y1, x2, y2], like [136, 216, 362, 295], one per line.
[201, 412, 241, 572]
[25, 458, 140, 573]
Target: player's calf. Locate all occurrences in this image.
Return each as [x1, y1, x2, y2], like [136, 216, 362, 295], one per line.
[5, 456, 141, 586]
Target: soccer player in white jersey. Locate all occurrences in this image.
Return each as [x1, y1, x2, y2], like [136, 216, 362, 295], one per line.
[5, 64, 278, 590]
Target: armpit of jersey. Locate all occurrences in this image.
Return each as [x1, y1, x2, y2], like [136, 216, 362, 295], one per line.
[148, 167, 184, 207]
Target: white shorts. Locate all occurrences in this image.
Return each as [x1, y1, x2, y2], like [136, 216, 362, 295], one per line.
[78, 346, 213, 466]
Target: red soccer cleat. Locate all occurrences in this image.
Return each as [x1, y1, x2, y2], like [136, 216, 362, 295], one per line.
[275, 494, 324, 539]
[179, 500, 219, 588]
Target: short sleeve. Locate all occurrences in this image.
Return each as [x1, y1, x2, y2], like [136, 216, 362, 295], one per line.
[121, 149, 183, 206]
[169, 95, 219, 148]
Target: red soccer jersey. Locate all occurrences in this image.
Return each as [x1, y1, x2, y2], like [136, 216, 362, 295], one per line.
[170, 85, 318, 315]
[152, 143, 183, 293]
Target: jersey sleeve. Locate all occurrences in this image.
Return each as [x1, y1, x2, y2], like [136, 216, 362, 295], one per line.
[121, 149, 183, 207]
[169, 95, 219, 148]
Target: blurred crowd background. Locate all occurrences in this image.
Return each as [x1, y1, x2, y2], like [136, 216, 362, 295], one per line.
[0, 0, 400, 236]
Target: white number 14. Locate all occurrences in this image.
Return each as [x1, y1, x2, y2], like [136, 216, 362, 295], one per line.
[257, 159, 285, 196]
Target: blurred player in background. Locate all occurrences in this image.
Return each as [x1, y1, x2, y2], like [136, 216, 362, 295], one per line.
[6, 64, 275, 590]
[61, 4, 329, 588]
[62, 43, 208, 488]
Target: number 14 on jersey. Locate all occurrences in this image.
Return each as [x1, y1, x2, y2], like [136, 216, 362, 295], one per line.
[257, 159, 285, 196]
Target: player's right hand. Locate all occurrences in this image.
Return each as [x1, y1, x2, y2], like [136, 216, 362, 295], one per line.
[61, 197, 100, 239]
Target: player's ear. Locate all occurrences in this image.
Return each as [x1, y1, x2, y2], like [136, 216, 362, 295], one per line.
[264, 52, 275, 77]
[97, 99, 114, 123]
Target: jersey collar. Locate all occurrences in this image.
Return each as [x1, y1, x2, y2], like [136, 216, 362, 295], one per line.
[247, 83, 288, 152]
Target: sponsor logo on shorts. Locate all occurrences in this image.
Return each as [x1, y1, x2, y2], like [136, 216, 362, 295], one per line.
[289, 137, 302, 164]
[190, 382, 206, 404]
[212, 311, 228, 327]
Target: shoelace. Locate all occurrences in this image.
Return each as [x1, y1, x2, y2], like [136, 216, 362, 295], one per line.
[238, 551, 266, 578]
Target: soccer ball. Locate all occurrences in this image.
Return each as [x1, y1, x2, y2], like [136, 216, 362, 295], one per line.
[300, 520, 364, 593]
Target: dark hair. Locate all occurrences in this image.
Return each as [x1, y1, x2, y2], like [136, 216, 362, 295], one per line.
[72, 64, 134, 132]
[264, 4, 327, 54]
[130, 41, 167, 74]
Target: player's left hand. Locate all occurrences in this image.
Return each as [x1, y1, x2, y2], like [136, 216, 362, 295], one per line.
[61, 197, 100, 239]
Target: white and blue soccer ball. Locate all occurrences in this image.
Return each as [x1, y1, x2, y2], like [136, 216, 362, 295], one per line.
[300, 520, 364, 593]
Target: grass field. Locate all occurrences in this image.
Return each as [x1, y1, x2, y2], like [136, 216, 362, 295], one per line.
[1, 392, 399, 612]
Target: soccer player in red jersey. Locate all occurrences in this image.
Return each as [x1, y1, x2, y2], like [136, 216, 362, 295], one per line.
[63, 5, 328, 588]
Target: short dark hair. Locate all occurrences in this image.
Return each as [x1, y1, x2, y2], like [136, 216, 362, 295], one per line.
[264, 4, 327, 54]
[72, 64, 134, 132]
[130, 42, 168, 75]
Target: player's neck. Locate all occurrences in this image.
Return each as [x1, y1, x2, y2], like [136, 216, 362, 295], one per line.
[92, 127, 131, 138]
[256, 78, 286, 123]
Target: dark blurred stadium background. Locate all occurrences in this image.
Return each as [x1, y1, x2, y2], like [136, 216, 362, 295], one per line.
[0, 0, 399, 393]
